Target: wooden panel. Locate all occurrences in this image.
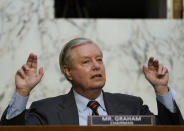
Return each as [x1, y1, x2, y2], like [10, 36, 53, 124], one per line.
[0, 126, 184, 131]
[172, 0, 183, 18]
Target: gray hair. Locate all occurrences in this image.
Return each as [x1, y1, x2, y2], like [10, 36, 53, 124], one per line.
[59, 37, 103, 79]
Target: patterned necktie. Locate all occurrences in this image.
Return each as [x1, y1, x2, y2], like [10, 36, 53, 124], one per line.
[87, 100, 100, 116]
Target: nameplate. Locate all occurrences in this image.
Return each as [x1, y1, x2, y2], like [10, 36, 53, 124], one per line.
[88, 115, 155, 126]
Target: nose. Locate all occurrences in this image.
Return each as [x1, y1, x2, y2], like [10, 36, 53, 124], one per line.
[92, 59, 100, 71]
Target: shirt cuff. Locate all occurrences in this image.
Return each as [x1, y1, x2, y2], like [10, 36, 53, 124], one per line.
[6, 91, 29, 119]
[156, 88, 176, 113]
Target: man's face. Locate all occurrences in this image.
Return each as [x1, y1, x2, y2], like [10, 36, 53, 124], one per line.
[67, 43, 106, 91]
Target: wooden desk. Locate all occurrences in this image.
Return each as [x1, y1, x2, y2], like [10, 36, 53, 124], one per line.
[0, 126, 184, 131]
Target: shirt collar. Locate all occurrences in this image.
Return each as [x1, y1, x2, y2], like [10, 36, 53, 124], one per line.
[73, 89, 106, 113]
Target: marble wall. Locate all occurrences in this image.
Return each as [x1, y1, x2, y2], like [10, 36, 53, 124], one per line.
[0, 0, 184, 118]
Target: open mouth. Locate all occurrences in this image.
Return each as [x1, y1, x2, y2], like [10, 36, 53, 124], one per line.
[91, 74, 102, 79]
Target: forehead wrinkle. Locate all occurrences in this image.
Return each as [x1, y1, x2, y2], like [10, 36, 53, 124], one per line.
[80, 54, 103, 59]
[71, 50, 102, 58]
[69, 44, 103, 62]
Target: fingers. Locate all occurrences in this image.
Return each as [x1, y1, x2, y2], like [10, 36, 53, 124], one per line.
[158, 64, 168, 76]
[153, 59, 159, 70]
[162, 67, 168, 75]
[26, 53, 37, 69]
[37, 67, 44, 82]
[17, 69, 26, 79]
[143, 65, 148, 75]
[17, 64, 30, 78]
[26, 53, 34, 67]
[148, 57, 154, 67]
[148, 57, 160, 70]
[22, 64, 30, 72]
[32, 55, 37, 68]
[146, 57, 168, 75]
[158, 64, 163, 75]
[17, 66, 44, 81]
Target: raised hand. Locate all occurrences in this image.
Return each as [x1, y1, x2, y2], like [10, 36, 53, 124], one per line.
[143, 57, 169, 95]
[15, 53, 44, 97]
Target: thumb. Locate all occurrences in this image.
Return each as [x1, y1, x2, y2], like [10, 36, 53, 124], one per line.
[143, 65, 148, 75]
[37, 67, 44, 83]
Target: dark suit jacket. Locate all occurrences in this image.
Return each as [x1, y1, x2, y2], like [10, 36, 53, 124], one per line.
[1, 89, 183, 125]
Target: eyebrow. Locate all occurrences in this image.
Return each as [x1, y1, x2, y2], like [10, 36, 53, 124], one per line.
[80, 55, 102, 59]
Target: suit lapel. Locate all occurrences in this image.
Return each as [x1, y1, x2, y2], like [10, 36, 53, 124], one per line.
[103, 92, 131, 115]
[58, 89, 79, 125]
[57, 90, 133, 125]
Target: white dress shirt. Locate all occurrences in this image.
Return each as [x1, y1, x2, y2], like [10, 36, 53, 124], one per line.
[73, 89, 107, 125]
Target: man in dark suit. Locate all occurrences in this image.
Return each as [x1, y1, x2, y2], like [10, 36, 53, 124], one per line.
[1, 38, 183, 125]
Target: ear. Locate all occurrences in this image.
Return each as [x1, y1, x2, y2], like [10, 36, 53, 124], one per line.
[63, 65, 72, 81]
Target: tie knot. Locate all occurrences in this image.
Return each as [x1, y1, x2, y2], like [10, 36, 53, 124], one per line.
[87, 101, 100, 115]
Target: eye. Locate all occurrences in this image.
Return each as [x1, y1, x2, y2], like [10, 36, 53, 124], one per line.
[82, 60, 89, 64]
[97, 58, 103, 62]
